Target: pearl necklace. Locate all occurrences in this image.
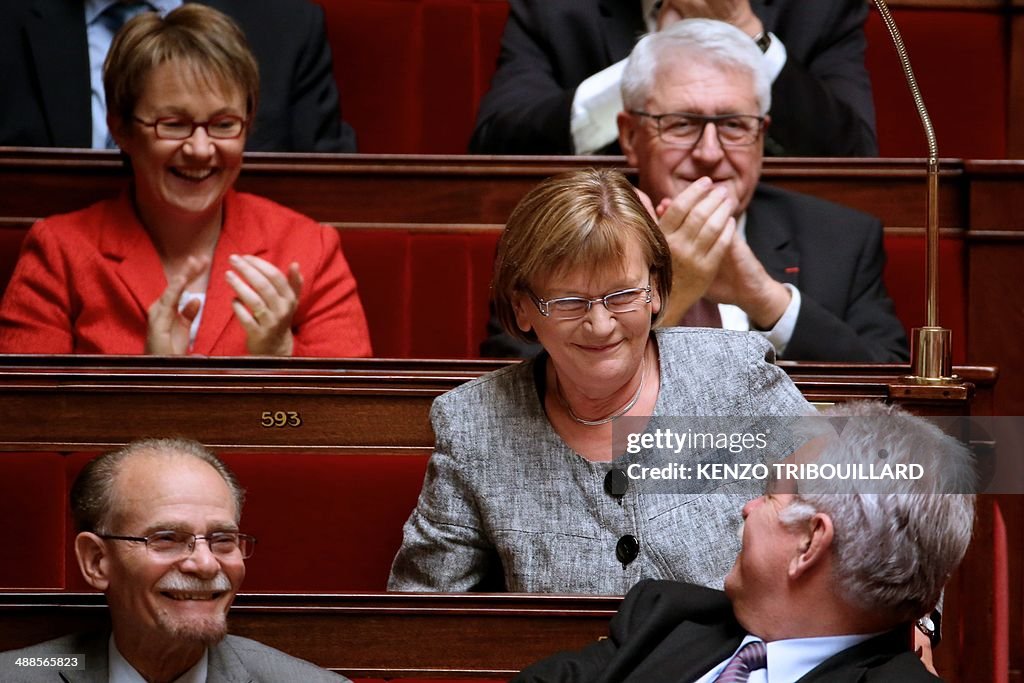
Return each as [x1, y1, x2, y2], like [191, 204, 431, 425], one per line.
[555, 353, 647, 427]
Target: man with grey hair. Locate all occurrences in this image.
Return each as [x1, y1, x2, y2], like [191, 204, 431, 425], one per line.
[470, 0, 876, 157]
[617, 19, 907, 363]
[514, 402, 975, 682]
[0, 438, 348, 682]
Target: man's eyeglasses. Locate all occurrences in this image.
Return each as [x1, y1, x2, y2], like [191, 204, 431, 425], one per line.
[133, 115, 247, 140]
[528, 284, 653, 321]
[100, 530, 257, 559]
[630, 111, 765, 147]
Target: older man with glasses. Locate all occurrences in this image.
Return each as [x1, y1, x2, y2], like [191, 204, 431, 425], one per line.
[0, 438, 347, 683]
[482, 20, 907, 364]
[616, 18, 908, 363]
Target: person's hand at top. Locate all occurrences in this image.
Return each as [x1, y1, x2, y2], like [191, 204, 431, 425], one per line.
[658, 0, 764, 37]
[146, 256, 210, 355]
[226, 254, 303, 356]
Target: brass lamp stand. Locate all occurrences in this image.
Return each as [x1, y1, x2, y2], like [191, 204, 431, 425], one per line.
[874, 0, 957, 383]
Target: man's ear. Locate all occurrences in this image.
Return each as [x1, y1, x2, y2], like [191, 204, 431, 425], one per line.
[512, 292, 534, 334]
[617, 111, 640, 167]
[789, 512, 833, 580]
[75, 532, 112, 591]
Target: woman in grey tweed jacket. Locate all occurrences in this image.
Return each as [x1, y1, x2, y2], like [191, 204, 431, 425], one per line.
[388, 169, 812, 595]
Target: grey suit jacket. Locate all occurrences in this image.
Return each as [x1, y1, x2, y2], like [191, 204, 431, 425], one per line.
[0, 630, 349, 682]
[389, 328, 813, 594]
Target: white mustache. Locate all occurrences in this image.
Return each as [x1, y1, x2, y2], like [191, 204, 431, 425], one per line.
[155, 572, 232, 593]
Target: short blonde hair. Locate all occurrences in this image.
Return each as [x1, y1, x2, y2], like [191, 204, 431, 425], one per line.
[104, 4, 260, 126]
[492, 168, 672, 342]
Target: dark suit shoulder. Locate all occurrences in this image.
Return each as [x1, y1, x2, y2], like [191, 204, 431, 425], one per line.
[800, 628, 940, 682]
[862, 651, 942, 682]
[616, 579, 735, 632]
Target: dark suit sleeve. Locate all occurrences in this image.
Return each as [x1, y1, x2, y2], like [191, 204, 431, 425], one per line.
[512, 581, 656, 682]
[479, 305, 542, 358]
[286, 3, 356, 152]
[786, 215, 908, 362]
[469, 0, 577, 154]
[514, 580, 738, 682]
[766, 0, 877, 156]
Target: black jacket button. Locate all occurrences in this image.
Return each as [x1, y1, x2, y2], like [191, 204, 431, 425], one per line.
[616, 534, 640, 566]
[604, 469, 628, 498]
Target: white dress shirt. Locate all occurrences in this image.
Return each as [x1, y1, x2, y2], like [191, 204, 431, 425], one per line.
[178, 290, 207, 349]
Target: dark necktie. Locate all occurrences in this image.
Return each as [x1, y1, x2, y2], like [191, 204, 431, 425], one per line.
[100, 1, 152, 149]
[99, 0, 151, 33]
[678, 297, 723, 328]
[715, 640, 767, 682]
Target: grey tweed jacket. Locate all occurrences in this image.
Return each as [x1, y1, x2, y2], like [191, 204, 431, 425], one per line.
[388, 328, 813, 595]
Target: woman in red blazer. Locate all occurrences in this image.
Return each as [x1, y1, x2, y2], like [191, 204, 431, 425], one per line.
[0, 6, 371, 357]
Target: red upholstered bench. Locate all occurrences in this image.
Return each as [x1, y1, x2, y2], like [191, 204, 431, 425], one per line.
[339, 228, 500, 359]
[881, 234, 967, 364]
[62, 451, 430, 592]
[318, 0, 508, 155]
[0, 452, 67, 589]
[223, 452, 429, 591]
[319, 0, 1009, 158]
[865, 9, 1006, 159]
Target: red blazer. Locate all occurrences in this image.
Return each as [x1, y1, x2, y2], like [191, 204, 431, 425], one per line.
[0, 189, 372, 357]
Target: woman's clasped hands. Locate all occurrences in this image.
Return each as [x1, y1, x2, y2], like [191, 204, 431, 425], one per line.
[146, 254, 303, 356]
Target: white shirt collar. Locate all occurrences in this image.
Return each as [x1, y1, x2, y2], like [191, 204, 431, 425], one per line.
[765, 632, 879, 682]
[696, 632, 880, 683]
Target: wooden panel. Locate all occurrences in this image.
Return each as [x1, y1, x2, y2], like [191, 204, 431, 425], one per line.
[0, 592, 619, 679]
[1010, 6, 1024, 157]
[0, 356, 500, 453]
[0, 151, 968, 231]
[964, 161, 1024, 418]
[0, 358, 997, 453]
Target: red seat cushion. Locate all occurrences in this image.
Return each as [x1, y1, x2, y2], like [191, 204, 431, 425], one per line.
[341, 229, 500, 358]
[223, 452, 429, 591]
[0, 452, 66, 589]
[881, 234, 966, 363]
[867, 9, 1006, 158]
[318, 0, 510, 154]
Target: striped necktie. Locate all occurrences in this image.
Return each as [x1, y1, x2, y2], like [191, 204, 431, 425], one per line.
[99, 0, 151, 33]
[715, 641, 767, 682]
